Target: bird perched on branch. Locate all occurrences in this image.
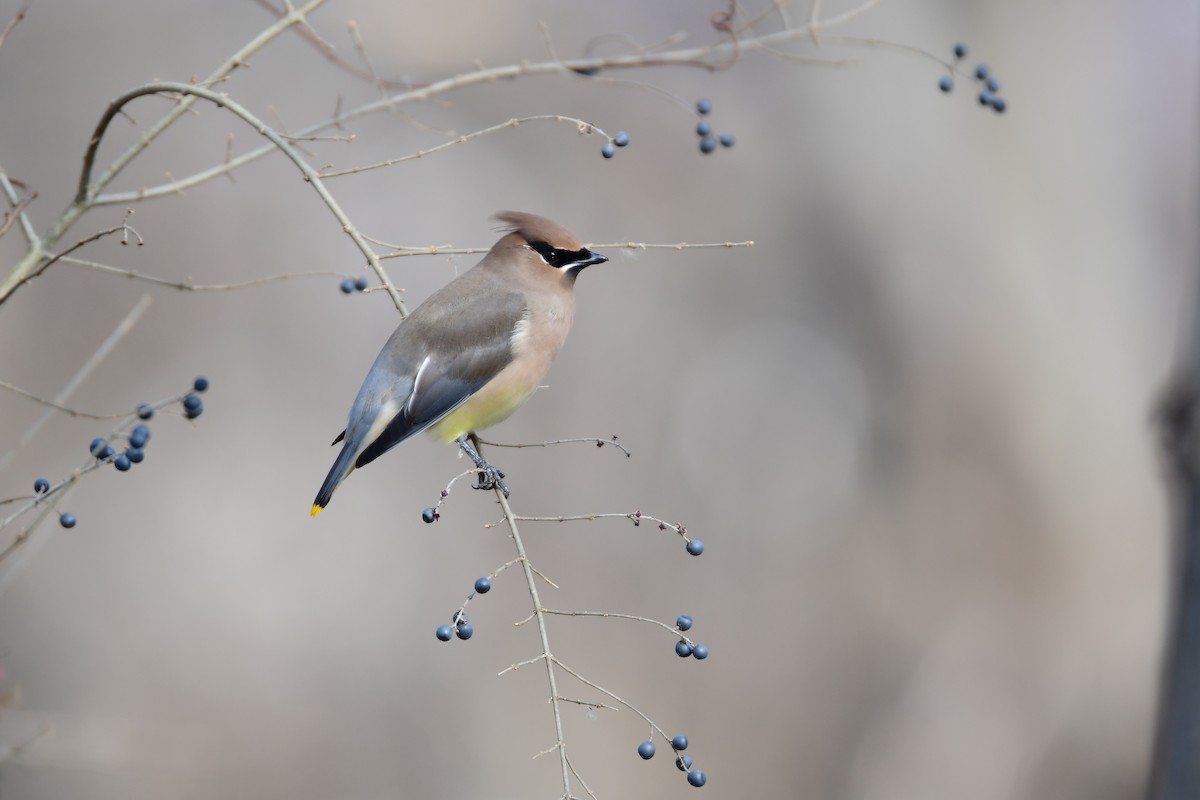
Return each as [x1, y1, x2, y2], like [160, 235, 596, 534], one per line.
[311, 211, 607, 516]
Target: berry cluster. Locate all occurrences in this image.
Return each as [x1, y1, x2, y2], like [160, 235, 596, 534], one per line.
[435, 576, 493, 642]
[601, 130, 631, 159]
[938, 44, 1007, 114]
[694, 99, 734, 155]
[636, 731, 707, 787]
[339, 276, 369, 294]
[672, 614, 709, 660]
[436, 609, 474, 641]
[18, 377, 210, 530]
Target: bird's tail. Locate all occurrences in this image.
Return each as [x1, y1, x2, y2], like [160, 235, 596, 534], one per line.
[311, 441, 358, 516]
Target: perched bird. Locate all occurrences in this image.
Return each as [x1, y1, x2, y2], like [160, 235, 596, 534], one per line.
[311, 211, 607, 516]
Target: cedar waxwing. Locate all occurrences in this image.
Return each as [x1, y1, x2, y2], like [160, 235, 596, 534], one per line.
[311, 211, 607, 516]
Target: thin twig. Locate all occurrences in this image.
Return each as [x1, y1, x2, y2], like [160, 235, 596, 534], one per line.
[85, 1, 899, 209]
[0, 295, 150, 470]
[557, 697, 618, 712]
[376, 240, 754, 262]
[477, 436, 631, 457]
[252, 0, 417, 90]
[0, 0, 332, 303]
[317, 115, 609, 179]
[70, 82, 407, 314]
[493, 460, 572, 798]
[56, 256, 352, 292]
[512, 512, 688, 537]
[0, 0, 31, 53]
[552, 657, 670, 743]
[540, 609, 694, 644]
[498, 652, 547, 677]
[0, 167, 39, 248]
[3, 221, 142, 300]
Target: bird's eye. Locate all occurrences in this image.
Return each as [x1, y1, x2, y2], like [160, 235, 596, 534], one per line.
[529, 240, 567, 267]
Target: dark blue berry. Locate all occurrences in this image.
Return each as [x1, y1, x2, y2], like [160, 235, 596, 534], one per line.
[60, 513, 76, 529]
[613, 131, 630, 147]
[89, 437, 108, 457]
[978, 90, 993, 106]
[192, 376, 209, 393]
[435, 624, 454, 641]
[453, 611, 469, 627]
[33, 477, 50, 494]
[422, 507, 437, 523]
[340, 278, 355, 293]
[455, 623, 474, 640]
[126, 447, 145, 464]
[100, 445, 115, 459]
[601, 143, 616, 159]
[671, 735, 688, 751]
[354, 276, 368, 292]
[675, 640, 694, 657]
[985, 77, 1000, 92]
[696, 98, 712, 115]
[686, 539, 704, 556]
[676, 754, 693, 771]
[183, 397, 204, 419]
[696, 120, 712, 137]
[938, 76, 953, 93]
[974, 64, 989, 80]
[136, 403, 154, 420]
[699, 138, 716, 155]
[991, 96, 1007, 113]
[474, 577, 492, 594]
[953, 43, 967, 59]
[676, 615, 694, 631]
[113, 454, 131, 471]
[129, 424, 150, 449]
[719, 134, 735, 148]
[692, 644, 709, 660]
[687, 770, 707, 787]
[638, 740, 656, 759]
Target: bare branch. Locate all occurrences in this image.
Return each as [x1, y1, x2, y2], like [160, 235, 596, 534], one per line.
[56, 256, 353, 293]
[477, 435, 632, 458]
[66, 82, 407, 314]
[540, 609, 694, 645]
[0, 295, 152, 470]
[0, 0, 31, 53]
[0, 167, 39, 248]
[494, 469, 573, 797]
[317, 115, 611, 179]
[89, 4, 912, 208]
[0, 0, 333, 303]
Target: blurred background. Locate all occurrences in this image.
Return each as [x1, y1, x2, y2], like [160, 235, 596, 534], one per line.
[0, 1, 1197, 797]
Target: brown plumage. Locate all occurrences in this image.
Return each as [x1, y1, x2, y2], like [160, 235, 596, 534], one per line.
[312, 212, 607, 515]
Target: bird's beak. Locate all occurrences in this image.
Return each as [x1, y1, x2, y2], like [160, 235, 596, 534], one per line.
[579, 251, 608, 268]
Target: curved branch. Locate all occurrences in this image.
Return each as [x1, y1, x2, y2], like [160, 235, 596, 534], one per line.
[72, 82, 406, 314]
[0, 0, 332, 304]
[92, 4, 914, 208]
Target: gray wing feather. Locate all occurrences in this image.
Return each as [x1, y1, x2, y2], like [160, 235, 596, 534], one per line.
[351, 289, 526, 468]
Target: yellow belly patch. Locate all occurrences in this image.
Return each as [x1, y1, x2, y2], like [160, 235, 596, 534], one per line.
[428, 378, 536, 442]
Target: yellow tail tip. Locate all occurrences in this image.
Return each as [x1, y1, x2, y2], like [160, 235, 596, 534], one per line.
[310, 504, 324, 517]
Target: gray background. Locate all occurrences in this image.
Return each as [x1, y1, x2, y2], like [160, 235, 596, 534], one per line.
[0, 1, 1197, 798]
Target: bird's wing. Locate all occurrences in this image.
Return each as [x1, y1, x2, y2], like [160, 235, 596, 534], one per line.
[353, 290, 526, 469]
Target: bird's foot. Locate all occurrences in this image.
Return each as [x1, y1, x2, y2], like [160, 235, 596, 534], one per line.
[457, 436, 511, 498]
[474, 464, 510, 497]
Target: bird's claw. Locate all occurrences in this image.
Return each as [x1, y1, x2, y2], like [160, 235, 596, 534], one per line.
[458, 435, 511, 498]
[474, 466, 510, 498]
